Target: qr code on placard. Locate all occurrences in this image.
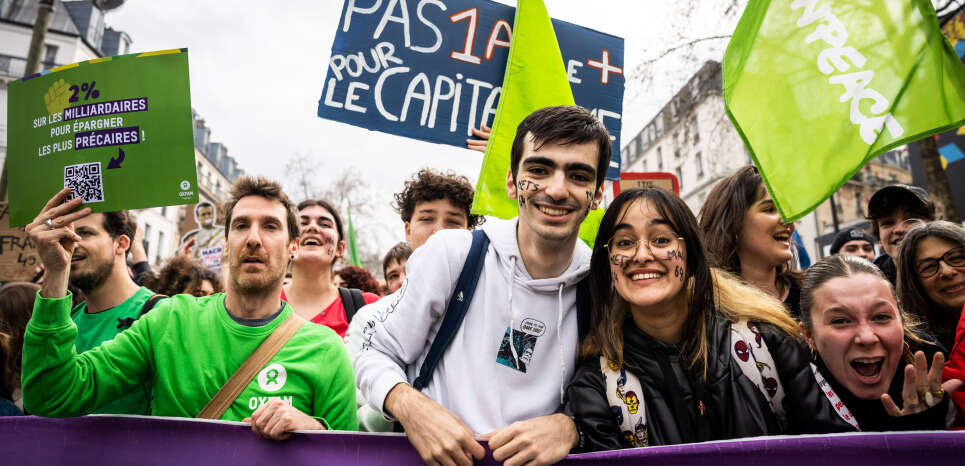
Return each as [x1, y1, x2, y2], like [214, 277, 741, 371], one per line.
[64, 162, 105, 203]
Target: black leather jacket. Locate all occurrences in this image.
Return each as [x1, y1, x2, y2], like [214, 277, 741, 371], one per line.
[563, 316, 855, 452]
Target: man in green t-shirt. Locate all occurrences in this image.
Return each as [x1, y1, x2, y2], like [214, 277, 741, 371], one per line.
[23, 177, 357, 438]
[55, 207, 154, 415]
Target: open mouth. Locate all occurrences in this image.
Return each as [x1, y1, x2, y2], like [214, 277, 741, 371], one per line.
[535, 204, 573, 217]
[301, 238, 322, 246]
[628, 271, 663, 281]
[773, 231, 791, 243]
[850, 357, 884, 380]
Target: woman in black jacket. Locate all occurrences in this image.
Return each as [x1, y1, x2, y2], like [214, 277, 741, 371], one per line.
[801, 254, 961, 431]
[563, 188, 854, 452]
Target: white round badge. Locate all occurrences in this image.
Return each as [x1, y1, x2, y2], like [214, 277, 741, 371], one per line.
[257, 363, 287, 392]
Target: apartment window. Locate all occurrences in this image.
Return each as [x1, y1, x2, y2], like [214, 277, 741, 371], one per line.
[143, 224, 152, 258]
[657, 147, 663, 171]
[161, 206, 168, 217]
[156, 231, 165, 264]
[675, 167, 683, 191]
[692, 117, 700, 143]
[43, 44, 58, 68]
[696, 152, 704, 178]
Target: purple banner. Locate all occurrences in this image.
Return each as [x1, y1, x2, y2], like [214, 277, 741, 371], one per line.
[74, 126, 140, 150]
[0, 416, 963, 466]
[63, 97, 149, 121]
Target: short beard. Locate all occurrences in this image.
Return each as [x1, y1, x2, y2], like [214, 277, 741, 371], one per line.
[70, 257, 114, 294]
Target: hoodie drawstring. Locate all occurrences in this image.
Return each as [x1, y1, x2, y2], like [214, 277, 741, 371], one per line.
[557, 283, 566, 405]
[507, 256, 520, 367]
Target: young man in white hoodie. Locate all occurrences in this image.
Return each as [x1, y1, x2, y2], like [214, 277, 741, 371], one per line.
[355, 105, 610, 466]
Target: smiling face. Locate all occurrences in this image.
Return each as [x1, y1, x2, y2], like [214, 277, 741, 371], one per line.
[915, 236, 965, 313]
[839, 240, 876, 262]
[404, 198, 468, 249]
[805, 273, 904, 400]
[69, 213, 123, 293]
[877, 208, 925, 259]
[384, 257, 407, 294]
[507, 133, 603, 246]
[738, 186, 794, 269]
[226, 195, 296, 295]
[607, 199, 689, 318]
[294, 204, 344, 267]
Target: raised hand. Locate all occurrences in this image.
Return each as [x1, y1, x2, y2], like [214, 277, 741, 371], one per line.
[466, 124, 491, 153]
[25, 188, 91, 298]
[882, 350, 963, 416]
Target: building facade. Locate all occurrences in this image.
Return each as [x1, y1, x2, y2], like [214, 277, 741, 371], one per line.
[619, 60, 913, 261]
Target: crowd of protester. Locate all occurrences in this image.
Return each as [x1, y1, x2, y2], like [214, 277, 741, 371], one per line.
[1, 105, 963, 465]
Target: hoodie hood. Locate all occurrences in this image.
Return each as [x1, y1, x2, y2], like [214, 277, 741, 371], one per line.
[481, 217, 591, 293]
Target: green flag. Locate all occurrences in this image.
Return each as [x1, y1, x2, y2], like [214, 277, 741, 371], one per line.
[723, 0, 965, 221]
[346, 207, 362, 267]
[470, 0, 605, 246]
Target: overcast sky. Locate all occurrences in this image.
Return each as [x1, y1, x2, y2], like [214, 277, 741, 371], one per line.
[106, 0, 743, 254]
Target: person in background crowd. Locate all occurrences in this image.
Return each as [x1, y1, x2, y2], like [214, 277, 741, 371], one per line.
[129, 223, 154, 286]
[382, 242, 412, 295]
[699, 165, 802, 318]
[356, 105, 607, 464]
[335, 265, 383, 296]
[282, 199, 378, 337]
[142, 255, 222, 297]
[180, 201, 227, 272]
[944, 304, 965, 427]
[801, 254, 959, 431]
[22, 179, 357, 437]
[26, 206, 156, 415]
[564, 188, 852, 451]
[866, 184, 936, 285]
[830, 228, 877, 263]
[896, 221, 965, 351]
[0, 282, 40, 416]
[393, 168, 482, 249]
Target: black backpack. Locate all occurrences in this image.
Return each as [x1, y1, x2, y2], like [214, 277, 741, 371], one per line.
[116, 294, 167, 331]
[338, 287, 366, 322]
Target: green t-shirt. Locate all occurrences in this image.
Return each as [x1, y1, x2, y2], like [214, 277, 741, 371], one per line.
[71, 286, 155, 415]
[23, 292, 358, 431]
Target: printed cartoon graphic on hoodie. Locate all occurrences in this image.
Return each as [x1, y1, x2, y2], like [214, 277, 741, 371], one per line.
[353, 217, 591, 434]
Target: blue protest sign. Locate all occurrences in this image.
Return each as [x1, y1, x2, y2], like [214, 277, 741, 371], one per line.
[317, 0, 625, 180]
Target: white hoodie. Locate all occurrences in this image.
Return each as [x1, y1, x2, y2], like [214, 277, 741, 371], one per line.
[353, 217, 591, 434]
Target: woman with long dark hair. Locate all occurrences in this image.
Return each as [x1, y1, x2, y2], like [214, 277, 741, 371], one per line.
[563, 188, 852, 451]
[699, 165, 802, 317]
[801, 254, 960, 430]
[895, 221, 965, 351]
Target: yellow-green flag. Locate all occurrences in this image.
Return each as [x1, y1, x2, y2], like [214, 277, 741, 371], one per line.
[346, 207, 362, 267]
[470, 0, 604, 246]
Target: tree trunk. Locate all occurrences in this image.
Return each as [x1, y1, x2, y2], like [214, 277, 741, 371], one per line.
[918, 136, 962, 224]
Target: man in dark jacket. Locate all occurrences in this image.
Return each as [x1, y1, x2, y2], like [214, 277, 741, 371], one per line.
[867, 185, 935, 285]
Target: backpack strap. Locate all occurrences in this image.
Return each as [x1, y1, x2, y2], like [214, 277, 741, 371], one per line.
[810, 363, 861, 430]
[729, 320, 786, 420]
[599, 356, 649, 448]
[117, 294, 167, 331]
[196, 313, 306, 420]
[339, 287, 366, 323]
[412, 229, 490, 390]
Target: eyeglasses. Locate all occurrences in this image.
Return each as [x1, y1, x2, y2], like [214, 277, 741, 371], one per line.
[604, 234, 684, 260]
[916, 246, 965, 278]
[881, 218, 926, 229]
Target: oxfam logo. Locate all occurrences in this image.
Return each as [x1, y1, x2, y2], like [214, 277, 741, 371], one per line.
[180, 180, 191, 190]
[257, 363, 287, 392]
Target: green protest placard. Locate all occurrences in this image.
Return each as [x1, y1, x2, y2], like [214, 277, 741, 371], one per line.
[6, 48, 198, 227]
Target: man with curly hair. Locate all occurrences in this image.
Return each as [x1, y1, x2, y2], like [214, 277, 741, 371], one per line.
[394, 168, 482, 249]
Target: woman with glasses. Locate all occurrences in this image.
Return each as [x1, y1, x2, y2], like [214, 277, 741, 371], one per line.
[562, 188, 853, 451]
[801, 254, 959, 431]
[896, 221, 965, 351]
[698, 166, 803, 318]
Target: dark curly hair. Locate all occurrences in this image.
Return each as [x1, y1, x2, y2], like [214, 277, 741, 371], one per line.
[335, 265, 382, 295]
[0, 282, 39, 396]
[143, 256, 223, 297]
[393, 169, 482, 229]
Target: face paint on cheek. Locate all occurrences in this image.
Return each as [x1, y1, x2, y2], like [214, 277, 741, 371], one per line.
[610, 254, 631, 268]
[517, 180, 540, 193]
[674, 265, 684, 281]
[585, 191, 594, 215]
[666, 249, 683, 261]
[518, 195, 526, 207]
